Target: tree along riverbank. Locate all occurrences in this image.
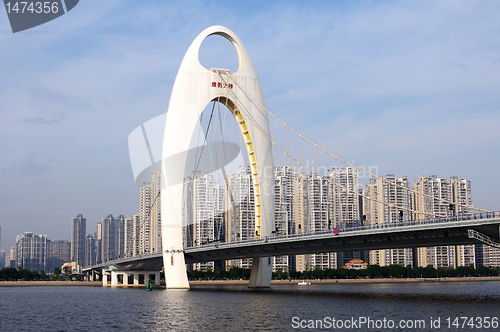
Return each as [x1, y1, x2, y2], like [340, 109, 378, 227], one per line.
[187, 265, 500, 281]
[0, 267, 83, 281]
[189, 276, 500, 286]
[2, 277, 499, 287]
[0, 281, 102, 286]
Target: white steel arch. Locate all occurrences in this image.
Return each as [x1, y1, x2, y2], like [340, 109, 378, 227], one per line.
[161, 26, 274, 289]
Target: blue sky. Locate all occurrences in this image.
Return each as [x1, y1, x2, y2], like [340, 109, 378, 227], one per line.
[1, 0, 499, 250]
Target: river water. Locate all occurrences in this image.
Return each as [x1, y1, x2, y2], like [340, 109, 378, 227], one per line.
[1, 281, 499, 331]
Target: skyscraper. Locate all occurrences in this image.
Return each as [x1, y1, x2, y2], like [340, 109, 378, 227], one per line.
[71, 213, 86, 268]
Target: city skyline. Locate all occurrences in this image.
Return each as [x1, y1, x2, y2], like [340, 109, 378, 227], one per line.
[7, 166, 494, 273]
[2, 1, 500, 251]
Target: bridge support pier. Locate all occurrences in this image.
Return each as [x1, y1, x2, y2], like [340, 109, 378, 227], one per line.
[134, 273, 140, 286]
[248, 257, 272, 288]
[103, 270, 161, 287]
[102, 270, 111, 286]
[163, 251, 190, 289]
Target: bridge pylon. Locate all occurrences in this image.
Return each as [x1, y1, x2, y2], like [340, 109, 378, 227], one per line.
[161, 26, 274, 289]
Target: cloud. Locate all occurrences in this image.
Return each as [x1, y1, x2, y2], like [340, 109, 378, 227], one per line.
[6, 159, 54, 177]
[19, 117, 58, 124]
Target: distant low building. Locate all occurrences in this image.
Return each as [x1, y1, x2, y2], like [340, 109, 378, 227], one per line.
[62, 261, 78, 274]
[343, 259, 368, 270]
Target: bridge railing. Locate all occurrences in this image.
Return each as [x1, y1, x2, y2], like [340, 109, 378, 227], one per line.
[97, 211, 500, 261]
[191, 211, 499, 249]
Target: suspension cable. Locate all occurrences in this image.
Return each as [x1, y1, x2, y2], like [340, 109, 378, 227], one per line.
[124, 189, 161, 258]
[193, 100, 216, 177]
[219, 74, 449, 217]
[222, 73, 490, 214]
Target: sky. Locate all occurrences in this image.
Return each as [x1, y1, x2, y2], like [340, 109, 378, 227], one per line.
[1, 0, 499, 251]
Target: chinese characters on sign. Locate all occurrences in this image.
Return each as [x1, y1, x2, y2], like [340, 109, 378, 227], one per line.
[211, 82, 233, 89]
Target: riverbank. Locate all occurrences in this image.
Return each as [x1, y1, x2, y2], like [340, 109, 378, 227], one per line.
[190, 276, 500, 286]
[0, 281, 102, 287]
[2, 276, 499, 287]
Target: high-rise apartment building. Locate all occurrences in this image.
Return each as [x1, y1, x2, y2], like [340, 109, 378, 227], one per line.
[273, 166, 297, 272]
[413, 176, 474, 268]
[0, 250, 5, 269]
[362, 175, 413, 267]
[15, 232, 48, 272]
[9, 246, 16, 267]
[100, 214, 125, 262]
[294, 167, 360, 271]
[85, 234, 97, 267]
[481, 245, 500, 267]
[151, 162, 484, 273]
[330, 167, 362, 268]
[450, 177, 476, 267]
[191, 173, 225, 271]
[179, 171, 227, 271]
[150, 170, 162, 253]
[182, 175, 195, 250]
[303, 173, 335, 270]
[294, 173, 309, 272]
[124, 214, 140, 257]
[96, 222, 102, 264]
[46, 240, 71, 273]
[0, 226, 3, 268]
[71, 213, 86, 268]
[225, 166, 255, 269]
[140, 182, 152, 254]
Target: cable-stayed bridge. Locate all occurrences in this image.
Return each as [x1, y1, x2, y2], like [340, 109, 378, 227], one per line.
[84, 26, 499, 289]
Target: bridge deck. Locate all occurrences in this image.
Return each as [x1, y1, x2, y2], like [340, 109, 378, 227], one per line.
[83, 216, 500, 272]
